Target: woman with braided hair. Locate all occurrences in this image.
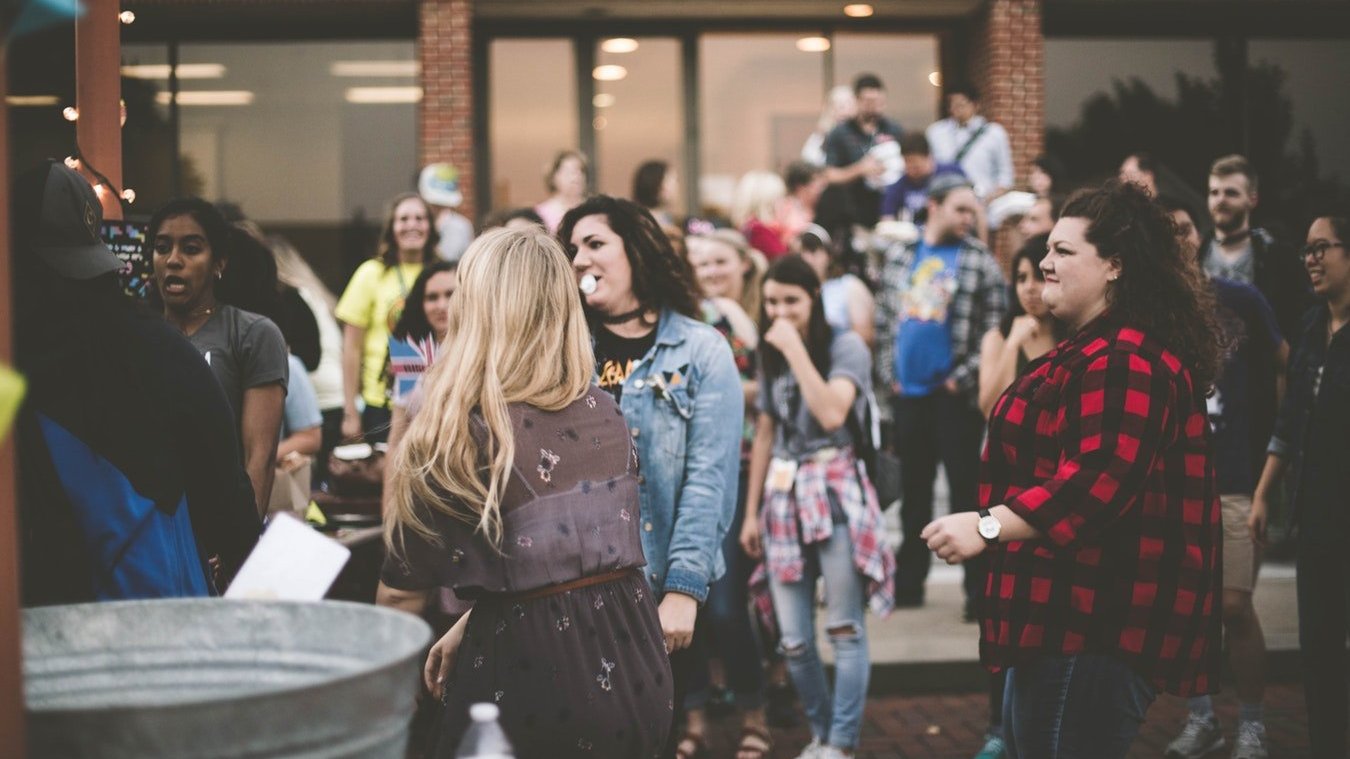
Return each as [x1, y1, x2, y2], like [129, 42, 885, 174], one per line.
[558, 196, 744, 759]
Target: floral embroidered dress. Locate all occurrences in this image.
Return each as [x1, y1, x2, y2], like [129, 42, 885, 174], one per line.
[381, 389, 673, 758]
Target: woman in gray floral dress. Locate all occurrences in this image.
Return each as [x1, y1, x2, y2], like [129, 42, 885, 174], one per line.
[377, 227, 673, 758]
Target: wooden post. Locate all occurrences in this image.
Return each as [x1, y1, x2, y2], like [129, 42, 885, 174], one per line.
[76, 0, 124, 221]
[0, 44, 29, 758]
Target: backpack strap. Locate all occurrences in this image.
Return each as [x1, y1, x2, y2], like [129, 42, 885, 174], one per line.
[954, 122, 990, 164]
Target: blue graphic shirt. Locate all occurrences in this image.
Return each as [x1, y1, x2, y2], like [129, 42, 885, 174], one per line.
[894, 242, 961, 396]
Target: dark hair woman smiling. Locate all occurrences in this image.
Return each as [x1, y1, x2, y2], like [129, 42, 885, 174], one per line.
[923, 181, 1224, 758]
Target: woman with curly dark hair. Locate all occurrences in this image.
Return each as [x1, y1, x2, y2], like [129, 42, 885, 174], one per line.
[558, 196, 743, 759]
[922, 180, 1224, 759]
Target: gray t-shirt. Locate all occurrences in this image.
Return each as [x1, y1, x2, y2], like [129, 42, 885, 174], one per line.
[758, 330, 873, 459]
[1204, 238, 1255, 284]
[188, 305, 289, 432]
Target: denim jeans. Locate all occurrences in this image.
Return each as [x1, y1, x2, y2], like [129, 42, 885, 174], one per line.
[1003, 653, 1156, 759]
[686, 473, 765, 710]
[768, 524, 869, 750]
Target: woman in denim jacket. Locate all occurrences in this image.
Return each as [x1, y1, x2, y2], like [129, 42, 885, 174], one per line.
[559, 197, 744, 728]
[1251, 212, 1350, 758]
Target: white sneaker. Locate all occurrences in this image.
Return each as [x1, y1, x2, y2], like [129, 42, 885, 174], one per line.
[1232, 721, 1269, 759]
[793, 738, 824, 759]
[1166, 713, 1225, 758]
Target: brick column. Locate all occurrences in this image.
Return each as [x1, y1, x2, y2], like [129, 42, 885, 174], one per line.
[966, 0, 1044, 189]
[420, 0, 476, 221]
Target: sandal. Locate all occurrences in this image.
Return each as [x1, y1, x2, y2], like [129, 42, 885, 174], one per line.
[736, 724, 774, 759]
[674, 731, 707, 759]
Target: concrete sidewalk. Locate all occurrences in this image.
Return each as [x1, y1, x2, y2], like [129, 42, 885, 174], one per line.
[726, 555, 1311, 757]
[843, 561, 1301, 691]
[709, 558, 1310, 757]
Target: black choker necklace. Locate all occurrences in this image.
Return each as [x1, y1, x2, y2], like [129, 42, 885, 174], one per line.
[597, 305, 649, 325]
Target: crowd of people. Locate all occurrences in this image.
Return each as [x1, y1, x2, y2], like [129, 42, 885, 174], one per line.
[9, 68, 1350, 759]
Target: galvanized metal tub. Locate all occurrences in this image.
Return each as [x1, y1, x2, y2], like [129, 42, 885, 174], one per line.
[24, 599, 431, 758]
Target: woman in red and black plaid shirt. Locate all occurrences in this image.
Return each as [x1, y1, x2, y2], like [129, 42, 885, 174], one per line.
[923, 181, 1225, 759]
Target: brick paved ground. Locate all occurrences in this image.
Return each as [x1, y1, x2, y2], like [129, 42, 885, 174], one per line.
[701, 683, 1312, 758]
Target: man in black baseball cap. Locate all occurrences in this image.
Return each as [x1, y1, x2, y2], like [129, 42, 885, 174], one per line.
[12, 159, 261, 605]
[13, 158, 124, 280]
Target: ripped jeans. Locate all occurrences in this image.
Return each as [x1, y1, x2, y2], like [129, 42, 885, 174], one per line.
[768, 523, 869, 750]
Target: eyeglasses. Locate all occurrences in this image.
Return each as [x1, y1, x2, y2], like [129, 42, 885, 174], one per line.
[1300, 240, 1345, 262]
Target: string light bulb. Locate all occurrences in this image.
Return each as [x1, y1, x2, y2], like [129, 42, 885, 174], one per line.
[119, 10, 135, 24]
[121, 188, 137, 203]
[64, 155, 80, 170]
[62, 107, 79, 121]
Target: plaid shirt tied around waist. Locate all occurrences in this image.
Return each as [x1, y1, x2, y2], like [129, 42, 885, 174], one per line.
[980, 315, 1222, 696]
[761, 446, 895, 616]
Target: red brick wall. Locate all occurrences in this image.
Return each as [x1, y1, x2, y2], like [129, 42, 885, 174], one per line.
[420, 0, 476, 221]
[967, 0, 1044, 191]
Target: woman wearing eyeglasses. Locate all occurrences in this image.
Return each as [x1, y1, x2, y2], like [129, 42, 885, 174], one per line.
[1250, 212, 1350, 758]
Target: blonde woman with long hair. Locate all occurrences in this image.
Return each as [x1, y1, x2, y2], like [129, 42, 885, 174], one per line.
[376, 228, 673, 758]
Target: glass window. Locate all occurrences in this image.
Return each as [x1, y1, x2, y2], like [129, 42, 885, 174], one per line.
[1250, 40, 1350, 186]
[1045, 39, 1218, 131]
[698, 33, 824, 215]
[121, 43, 185, 213]
[489, 39, 578, 212]
[594, 37, 683, 217]
[832, 34, 940, 136]
[166, 41, 417, 225]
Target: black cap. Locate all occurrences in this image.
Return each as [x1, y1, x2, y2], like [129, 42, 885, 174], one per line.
[22, 160, 124, 280]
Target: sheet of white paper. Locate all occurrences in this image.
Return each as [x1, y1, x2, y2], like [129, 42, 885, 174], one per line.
[224, 513, 352, 601]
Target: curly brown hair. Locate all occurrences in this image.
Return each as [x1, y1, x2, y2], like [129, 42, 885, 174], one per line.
[1061, 180, 1224, 391]
[557, 195, 701, 324]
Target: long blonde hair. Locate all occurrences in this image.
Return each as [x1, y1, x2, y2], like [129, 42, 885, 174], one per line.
[385, 227, 595, 554]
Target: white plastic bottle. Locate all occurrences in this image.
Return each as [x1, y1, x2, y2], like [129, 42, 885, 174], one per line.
[454, 702, 515, 758]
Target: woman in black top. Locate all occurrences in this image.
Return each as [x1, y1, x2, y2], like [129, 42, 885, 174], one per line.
[1251, 212, 1350, 758]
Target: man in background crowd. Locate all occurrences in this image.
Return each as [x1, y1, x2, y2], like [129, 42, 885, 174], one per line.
[879, 132, 966, 224]
[823, 72, 905, 229]
[875, 175, 1006, 614]
[1119, 152, 1159, 196]
[1200, 154, 1310, 342]
[926, 84, 1014, 201]
[1163, 196, 1282, 759]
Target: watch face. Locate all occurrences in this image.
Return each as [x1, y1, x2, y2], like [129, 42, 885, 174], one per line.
[978, 516, 1001, 540]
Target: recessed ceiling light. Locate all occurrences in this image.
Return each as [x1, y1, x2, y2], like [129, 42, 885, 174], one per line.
[122, 63, 226, 80]
[330, 61, 420, 77]
[844, 4, 874, 17]
[154, 90, 255, 106]
[344, 86, 423, 104]
[600, 38, 639, 54]
[796, 37, 831, 53]
[593, 93, 616, 108]
[593, 65, 628, 82]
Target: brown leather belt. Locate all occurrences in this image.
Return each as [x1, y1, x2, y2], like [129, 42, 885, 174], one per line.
[485, 567, 637, 603]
